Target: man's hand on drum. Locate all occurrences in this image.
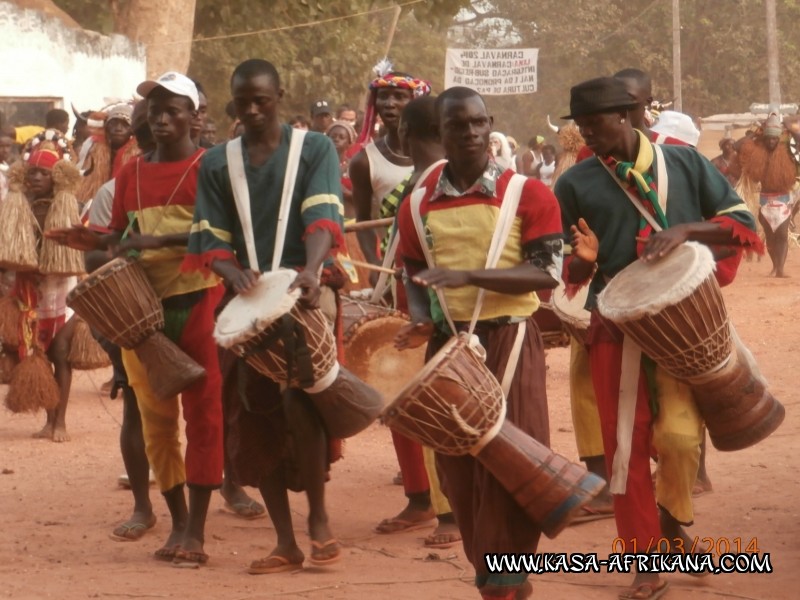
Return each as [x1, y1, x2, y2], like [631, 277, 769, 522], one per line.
[44, 225, 104, 251]
[289, 269, 322, 309]
[640, 224, 690, 262]
[412, 267, 470, 289]
[211, 259, 259, 295]
[570, 218, 599, 264]
[395, 321, 435, 350]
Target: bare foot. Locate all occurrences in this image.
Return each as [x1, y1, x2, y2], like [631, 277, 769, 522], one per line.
[52, 425, 70, 443]
[32, 424, 54, 440]
[220, 484, 265, 519]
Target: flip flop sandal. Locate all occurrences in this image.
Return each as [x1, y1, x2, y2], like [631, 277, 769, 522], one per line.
[309, 539, 341, 566]
[570, 505, 615, 525]
[248, 555, 304, 575]
[619, 580, 670, 600]
[423, 532, 462, 549]
[172, 549, 209, 569]
[109, 517, 156, 542]
[374, 517, 436, 534]
[153, 544, 181, 562]
[223, 500, 267, 520]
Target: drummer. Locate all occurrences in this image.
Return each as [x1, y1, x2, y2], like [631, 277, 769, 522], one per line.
[182, 59, 346, 574]
[553, 77, 762, 600]
[395, 86, 564, 600]
[46, 72, 225, 568]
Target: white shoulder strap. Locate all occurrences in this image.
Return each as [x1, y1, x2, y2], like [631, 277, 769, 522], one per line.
[370, 159, 447, 304]
[468, 173, 526, 333]
[226, 137, 259, 269]
[410, 186, 458, 335]
[653, 144, 669, 218]
[273, 128, 307, 271]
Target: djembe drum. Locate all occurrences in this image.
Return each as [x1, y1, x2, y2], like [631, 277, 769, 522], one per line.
[214, 270, 383, 439]
[382, 335, 605, 539]
[67, 258, 206, 401]
[597, 242, 784, 451]
[340, 297, 425, 399]
[534, 289, 570, 348]
[550, 281, 591, 345]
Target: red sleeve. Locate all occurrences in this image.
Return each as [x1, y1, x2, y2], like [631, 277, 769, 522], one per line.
[397, 192, 427, 273]
[516, 177, 563, 244]
[108, 159, 134, 233]
[576, 145, 594, 163]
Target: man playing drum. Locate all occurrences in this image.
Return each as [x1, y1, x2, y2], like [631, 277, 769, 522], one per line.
[395, 86, 564, 600]
[554, 77, 762, 600]
[182, 59, 346, 573]
[47, 72, 225, 567]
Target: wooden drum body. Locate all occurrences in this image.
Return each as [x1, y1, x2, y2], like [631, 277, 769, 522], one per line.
[341, 297, 425, 400]
[382, 335, 605, 538]
[215, 270, 382, 439]
[534, 289, 569, 348]
[597, 242, 784, 450]
[67, 258, 206, 400]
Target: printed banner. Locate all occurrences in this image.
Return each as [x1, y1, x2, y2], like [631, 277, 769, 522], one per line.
[444, 48, 538, 95]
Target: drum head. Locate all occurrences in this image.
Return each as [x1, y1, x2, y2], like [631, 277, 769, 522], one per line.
[214, 270, 299, 349]
[551, 280, 590, 327]
[597, 242, 716, 321]
[344, 315, 425, 398]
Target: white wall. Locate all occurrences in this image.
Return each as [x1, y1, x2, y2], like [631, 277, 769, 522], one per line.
[0, 1, 146, 127]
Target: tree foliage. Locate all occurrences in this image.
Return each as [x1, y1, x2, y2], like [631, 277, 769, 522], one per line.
[52, 0, 800, 145]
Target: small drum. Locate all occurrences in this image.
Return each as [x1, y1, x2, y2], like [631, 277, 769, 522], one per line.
[340, 297, 425, 399]
[534, 290, 569, 348]
[67, 258, 206, 400]
[382, 335, 605, 538]
[215, 270, 383, 439]
[550, 281, 590, 345]
[597, 242, 784, 451]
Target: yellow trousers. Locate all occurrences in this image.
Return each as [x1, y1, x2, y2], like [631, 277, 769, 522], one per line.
[569, 338, 605, 458]
[652, 366, 703, 525]
[422, 446, 452, 515]
[572, 337, 702, 524]
[122, 349, 186, 492]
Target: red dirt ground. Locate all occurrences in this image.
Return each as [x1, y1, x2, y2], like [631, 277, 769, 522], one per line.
[1, 250, 798, 600]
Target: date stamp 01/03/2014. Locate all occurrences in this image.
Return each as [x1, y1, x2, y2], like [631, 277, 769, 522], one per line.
[484, 537, 771, 575]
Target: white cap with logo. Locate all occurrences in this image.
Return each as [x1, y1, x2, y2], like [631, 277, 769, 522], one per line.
[137, 72, 199, 110]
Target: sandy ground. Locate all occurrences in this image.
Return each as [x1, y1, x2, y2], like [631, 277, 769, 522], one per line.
[1, 250, 798, 600]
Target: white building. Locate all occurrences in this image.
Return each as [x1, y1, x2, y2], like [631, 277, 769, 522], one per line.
[0, 0, 145, 132]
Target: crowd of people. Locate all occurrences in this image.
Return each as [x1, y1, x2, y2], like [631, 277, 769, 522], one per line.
[0, 56, 795, 600]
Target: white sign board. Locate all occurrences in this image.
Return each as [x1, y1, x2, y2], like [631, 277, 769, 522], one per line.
[445, 48, 538, 95]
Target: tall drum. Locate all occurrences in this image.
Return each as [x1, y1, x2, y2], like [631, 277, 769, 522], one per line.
[382, 335, 605, 538]
[214, 270, 383, 439]
[597, 242, 784, 451]
[67, 258, 206, 401]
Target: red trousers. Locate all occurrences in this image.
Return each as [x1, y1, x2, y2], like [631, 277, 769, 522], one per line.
[589, 336, 661, 552]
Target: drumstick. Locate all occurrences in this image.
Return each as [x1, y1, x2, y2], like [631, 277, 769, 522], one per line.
[342, 258, 398, 275]
[344, 217, 394, 232]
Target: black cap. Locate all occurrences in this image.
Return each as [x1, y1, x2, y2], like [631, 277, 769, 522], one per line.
[562, 77, 638, 120]
[310, 99, 332, 117]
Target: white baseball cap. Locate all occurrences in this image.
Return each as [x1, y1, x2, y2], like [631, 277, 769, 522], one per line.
[137, 71, 199, 110]
[651, 110, 700, 147]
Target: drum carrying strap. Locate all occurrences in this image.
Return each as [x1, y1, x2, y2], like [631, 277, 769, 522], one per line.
[226, 129, 307, 271]
[600, 144, 669, 494]
[370, 159, 448, 304]
[409, 172, 528, 400]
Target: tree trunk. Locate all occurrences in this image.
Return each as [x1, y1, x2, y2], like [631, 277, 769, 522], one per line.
[112, 0, 196, 78]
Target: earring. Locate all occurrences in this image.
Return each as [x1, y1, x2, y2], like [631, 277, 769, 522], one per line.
[620, 118, 626, 123]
